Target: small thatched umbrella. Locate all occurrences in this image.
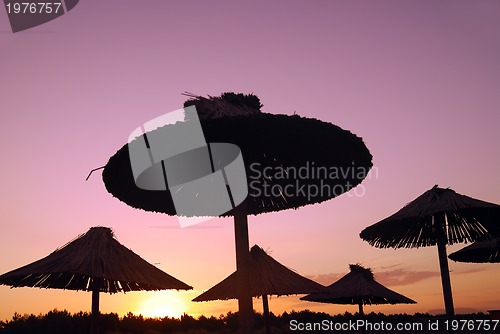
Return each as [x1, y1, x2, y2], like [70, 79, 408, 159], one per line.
[0, 227, 192, 334]
[301, 264, 416, 315]
[360, 185, 500, 317]
[193, 245, 325, 334]
[103, 92, 373, 333]
[449, 238, 500, 263]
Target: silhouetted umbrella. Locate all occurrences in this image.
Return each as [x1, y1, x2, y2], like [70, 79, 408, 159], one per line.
[193, 245, 325, 334]
[360, 185, 500, 317]
[103, 93, 373, 216]
[449, 238, 500, 263]
[103, 92, 373, 333]
[301, 264, 415, 315]
[0, 227, 192, 334]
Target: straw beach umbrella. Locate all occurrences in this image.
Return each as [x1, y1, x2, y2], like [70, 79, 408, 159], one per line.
[359, 185, 500, 317]
[449, 238, 500, 263]
[103, 92, 373, 333]
[301, 264, 416, 315]
[193, 245, 325, 334]
[0, 227, 192, 334]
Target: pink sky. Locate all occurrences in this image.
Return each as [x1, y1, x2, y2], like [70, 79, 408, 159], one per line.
[1, 0, 499, 320]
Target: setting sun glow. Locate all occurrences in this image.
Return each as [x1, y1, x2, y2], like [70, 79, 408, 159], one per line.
[137, 292, 188, 319]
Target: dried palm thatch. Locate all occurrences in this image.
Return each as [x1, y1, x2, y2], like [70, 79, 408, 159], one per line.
[0, 227, 192, 334]
[359, 185, 500, 318]
[182, 92, 262, 120]
[193, 245, 324, 301]
[301, 264, 415, 315]
[449, 238, 500, 263]
[194, 245, 324, 334]
[359, 186, 500, 249]
[0, 226, 192, 292]
[103, 92, 373, 216]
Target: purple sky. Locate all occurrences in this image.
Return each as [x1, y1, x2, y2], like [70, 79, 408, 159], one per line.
[1, 0, 499, 319]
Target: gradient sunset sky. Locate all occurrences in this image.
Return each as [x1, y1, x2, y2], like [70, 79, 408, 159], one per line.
[1, 0, 499, 321]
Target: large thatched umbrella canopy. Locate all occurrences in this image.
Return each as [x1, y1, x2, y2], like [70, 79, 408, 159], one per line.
[103, 92, 373, 216]
[301, 264, 415, 315]
[449, 238, 500, 263]
[193, 245, 325, 334]
[102, 92, 373, 333]
[359, 185, 500, 317]
[0, 227, 192, 334]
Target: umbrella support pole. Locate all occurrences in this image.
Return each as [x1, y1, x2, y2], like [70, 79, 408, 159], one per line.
[262, 294, 271, 334]
[358, 302, 366, 334]
[91, 285, 100, 334]
[435, 215, 454, 318]
[234, 204, 254, 334]
[437, 239, 455, 318]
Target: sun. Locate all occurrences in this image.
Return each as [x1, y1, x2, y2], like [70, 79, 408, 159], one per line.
[138, 292, 188, 319]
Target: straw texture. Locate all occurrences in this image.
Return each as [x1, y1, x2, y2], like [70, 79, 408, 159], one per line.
[0, 227, 192, 293]
[359, 185, 500, 248]
[193, 245, 324, 301]
[103, 92, 373, 216]
[449, 238, 500, 263]
[301, 264, 416, 305]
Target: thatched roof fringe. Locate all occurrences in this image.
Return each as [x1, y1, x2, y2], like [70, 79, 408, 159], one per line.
[449, 237, 500, 263]
[360, 186, 500, 248]
[193, 245, 324, 302]
[0, 227, 192, 293]
[301, 264, 415, 306]
[103, 92, 373, 217]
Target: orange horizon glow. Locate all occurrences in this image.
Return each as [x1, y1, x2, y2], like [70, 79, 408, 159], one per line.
[1, 247, 499, 322]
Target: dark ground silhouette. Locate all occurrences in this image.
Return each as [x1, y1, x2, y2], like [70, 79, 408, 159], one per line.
[1, 309, 497, 334]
